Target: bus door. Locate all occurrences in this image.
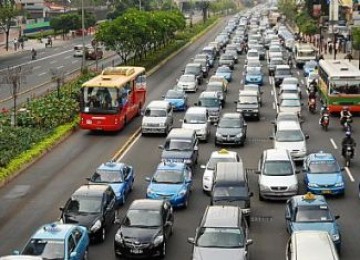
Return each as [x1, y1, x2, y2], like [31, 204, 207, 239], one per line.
[135, 73, 147, 109]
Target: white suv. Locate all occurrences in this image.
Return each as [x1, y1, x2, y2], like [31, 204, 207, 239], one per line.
[257, 149, 298, 201]
[201, 149, 240, 193]
[182, 106, 210, 142]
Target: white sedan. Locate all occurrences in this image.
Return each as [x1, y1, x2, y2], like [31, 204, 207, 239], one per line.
[176, 74, 197, 92]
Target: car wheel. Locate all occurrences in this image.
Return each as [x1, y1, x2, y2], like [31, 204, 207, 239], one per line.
[99, 227, 106, 243]
[160, 241, 166, 258]
[83, 247, 89, 260]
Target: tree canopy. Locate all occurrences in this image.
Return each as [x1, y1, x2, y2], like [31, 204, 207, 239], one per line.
[0, 0, 20, 51]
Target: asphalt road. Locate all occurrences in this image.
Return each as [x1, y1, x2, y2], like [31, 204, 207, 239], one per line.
[1, 16, 360, 259]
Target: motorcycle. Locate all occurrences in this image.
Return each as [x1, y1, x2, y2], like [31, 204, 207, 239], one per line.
[341, 115, 352, 132]
[343, 144, 354, 167]
[320, 113, 330, 131]
[308, 99, 316, 113]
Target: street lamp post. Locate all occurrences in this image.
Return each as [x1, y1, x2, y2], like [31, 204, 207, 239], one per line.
[81, 0, 86, 72]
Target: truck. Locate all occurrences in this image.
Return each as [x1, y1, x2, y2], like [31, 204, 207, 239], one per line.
[293, 43, 317, 69]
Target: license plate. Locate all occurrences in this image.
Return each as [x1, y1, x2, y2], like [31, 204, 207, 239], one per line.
[130, 249, 143, 254]
[322, 190, 331, 194]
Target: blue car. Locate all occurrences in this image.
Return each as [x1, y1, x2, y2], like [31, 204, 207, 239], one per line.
[303, 60, 318, 77]
[163, 89, 187, 111]
[285, 193, 341, 251]
[303, 152, 345, 195]
[146, 162, 192, 208]
[89, 161, 135, 206]
[18, 223, 90, 259]
[215, 65, 233, 82]
[245, 66, 263, 86]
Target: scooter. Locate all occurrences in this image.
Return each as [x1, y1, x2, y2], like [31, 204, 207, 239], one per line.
[343, 144, 354, 167]
[308, 99, 316, 114]
[320, 113, 330, 131]
[341, 115, 352, 132]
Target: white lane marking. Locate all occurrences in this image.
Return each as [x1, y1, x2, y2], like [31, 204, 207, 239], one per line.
[71, 60, 79, 64]
[330, 138, 338, 149]
[271, 76, 279, 113]
[271, 90, 274, 96]
[240, 79, 243, 84]
[38, 72, 47, 76]
[345, 167, 355, 182]
[297, 71, 300, 76]
[300, 79, 304, 84]
[57, 65, 64, 69]
[33, 66, 41, 70]
[272, 102, 276, 109]
[64, 56, 71, 60]
[116, 134, 141, 162]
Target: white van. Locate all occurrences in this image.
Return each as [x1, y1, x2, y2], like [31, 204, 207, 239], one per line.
[271, 120, 308, 162]
[286, 231, 339, 260]
[182, 107, 210, 141]
[141, 100, 173, 135]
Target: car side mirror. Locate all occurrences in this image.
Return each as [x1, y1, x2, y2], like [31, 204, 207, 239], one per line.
[176, 78, 179, 82]
[194, 102, 198, 106]
[249, 192, 254, 197]
[214, 122, 218, 126]
[70, 252, 77, 258]
[335, 215, 340, 220]
[285, 215, 291, 220]
[234, 100, 238, 104]
[162, 95, 165, 99]
[271, 120, 275, 124]
[246, 239, 254, 246]
[340, 167, 345, 171]
[187, 237, 195, 244]
[186, 178, 192, 184]
[305, 134, 309, 139]
[86, 177, 91, 182]
[255, 170, 261, 174]
[269, 136, 274, 140]
[59, 207, 64, 212]
[295, 169, 300, 174]
[194, 145, 198, 151]
[158, 145, 164, 150]
[145, 177, 151, 182]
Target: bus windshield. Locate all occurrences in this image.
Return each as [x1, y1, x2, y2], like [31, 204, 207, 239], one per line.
[82, 87, 122, 114]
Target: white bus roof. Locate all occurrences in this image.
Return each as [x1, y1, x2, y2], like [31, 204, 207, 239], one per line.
[319, 59, 360, 78]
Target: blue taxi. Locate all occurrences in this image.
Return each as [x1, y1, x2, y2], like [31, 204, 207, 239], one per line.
[303, 60, 318, 77]
[303, 152, 345, 195]
[18, 223, 89, 260]
[89, 161, 134, 206]
[285, 193, 341, 250]
[163, 89, 187, 111]
[146, 162, 192, 208]
[244, 66, 263, 86]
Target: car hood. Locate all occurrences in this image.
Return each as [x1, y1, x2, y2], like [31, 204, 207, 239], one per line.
[193, 247, 246, 260]
[216, 72, 231, 77]
[120, 226, 161, 244]
[148, 183, 185, 195]
[161, 150, 193, 160]
[165, 98, 184, 105]
[260, 174, 298, 186]
[142, 117, 167, 124]
[237, 103, 259, 109]
[291, 222, 338, 236]
[306, 173, 342, 185]
[275, 140, 306, 152]
[216, 127, 243, 135]
[182, 123, 207, 131]
[63, 213, 100, 229]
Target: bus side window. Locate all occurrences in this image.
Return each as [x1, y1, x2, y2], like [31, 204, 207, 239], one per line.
[136, 74, 147, 89]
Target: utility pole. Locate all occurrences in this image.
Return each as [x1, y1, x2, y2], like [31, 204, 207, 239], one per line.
[50, 68, 64, 99]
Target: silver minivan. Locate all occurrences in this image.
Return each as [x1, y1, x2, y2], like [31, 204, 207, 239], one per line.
[286, 231, 339, 260]
[182, 106, 210, 142]
[141, 100, 173, 135]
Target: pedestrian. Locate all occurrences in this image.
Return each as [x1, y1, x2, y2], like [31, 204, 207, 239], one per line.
[20, 41, 24, 50]
[13, 38, 18, 51]
[323, 41, 328, 54]
[329, 43, 333, 54]
[345, 51, 353, 62]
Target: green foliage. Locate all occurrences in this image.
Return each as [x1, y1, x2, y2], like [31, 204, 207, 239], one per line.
[49, 11, 95, 34]
[277, 0, 297, 23]
[209, 0, 237, 13]
[295, 11, 317, 35]
[352, 27, 360, 50]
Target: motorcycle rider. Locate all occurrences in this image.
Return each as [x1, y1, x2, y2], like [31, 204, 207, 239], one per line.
[319, 104, 330, 125]
[308, 91, 316, 110]
[340, 106, 352, 125]
[31, 48, 37, 60]
[341, 131, 356, 158]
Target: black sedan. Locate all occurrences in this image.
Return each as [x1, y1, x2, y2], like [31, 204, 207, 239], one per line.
[215, 113, 247, 146]
[114, 199, 174, 259]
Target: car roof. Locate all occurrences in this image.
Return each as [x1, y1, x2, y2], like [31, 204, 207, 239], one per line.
[283, 77, 298, 82]
[186, 106, 207, 114]
[199, 91, 219, 98]
[280, 84, 298, 90]
[222, 113, 243, 119]
[291, 193, 327, 207]
[168, 128, 195, 138]
[202, 205, 241, 228]
[186, 63, 201, 67]
[277, 120, 301, 131]
[307, 152, 336, 162]
[147, 100, 170, 109]
[276, 65, 291, 69]
[129, 199, 164, 211]
[31, 223, 76, 240]
[280, 93, 299, 99]
[73, 184, 109, 197]
[264, 149, 291, 161]
[97, 161, 126, 172]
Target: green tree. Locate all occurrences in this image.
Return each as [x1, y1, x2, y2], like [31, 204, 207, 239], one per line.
[295, 11, 317, 35]
[352, 27, 360, 69]
[277, 0, 297, 24]
[0, 0, 20, 51]
[50, 14, 81, 39]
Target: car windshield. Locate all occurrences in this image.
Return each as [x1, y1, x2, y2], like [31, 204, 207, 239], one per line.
[218, 118, 241, 128]
[206, 84, 222, 92]
[276, 69, 290, 75]
[22, 239, 65, 259]
[144, 109, 167, 117]
[263, 161, 293, 176]
[185, 67, 199, 75]
[280, 99, 300, 107]
[184, 113, 206, 124]
[295, 205, 333, 222]
[166, 139, 193, 151]
[66, 196, 102, 214]
[179, 75, 195, 83]
[248, 51, 258, 57]
[123, 209, 162, 227]
[213, 185, 247, 198]
[91, 169, 124, 183]
[270, 59, 283, 65]
[195, 227, 245, 248]
[276, 130, 304, 142]
[221, 55, 233, 60]
[199, 98, 220, 107]
[239, 96, 257, 104]
[283, 79, 298, 85]
[207, 157, 236, 170]
[153, 169, 184, 184]
[165, 90, 184, 99]
[270, 47, 281, 52]
[309, 160, 340, 173]
[217, 67, 231, 73]
[247, 68, 261, 76]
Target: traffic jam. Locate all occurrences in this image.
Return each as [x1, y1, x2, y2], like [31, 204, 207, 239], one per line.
[2, 3, 360, 260]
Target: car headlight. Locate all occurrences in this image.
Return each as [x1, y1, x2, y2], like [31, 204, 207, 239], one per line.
[159, 123, 165, 127]
[259, 184, 270, 191]
[153, 235, 164, 246]
[184, 159, 192, 164]
[178, 189, 187, 197]
[198, 128, 206, 134]
[90, 220, 102, 232]
[332, 234, 340, 241]
[236, 133, 243, 138]
[288, 184, 298, 191]
[308, 183, 319, 188]
[115, 233, 123, 243]
[253, 109, 259, 113]
[335, 182, 344, 187]
[147, 187, 154, 195]
[237, 108, 243, 112]
[216, 133, 222, 138]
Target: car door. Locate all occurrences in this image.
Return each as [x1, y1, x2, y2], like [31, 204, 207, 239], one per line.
[163, 202, 173, 239]
[71, 228, 85, 260]
[67, 234, 78, 260]
[103, 190, 116, 228]
[184, 166, 193, 191]
[192, 136, 199, 164]
[285, 199, 293, 233]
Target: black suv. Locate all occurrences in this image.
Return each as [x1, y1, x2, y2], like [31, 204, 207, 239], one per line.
[236, 93, 260, 121]
[159, 128, 199, 169]
[60, 184, 116, 243]
[114, 199, 174, 259]
[274, 64, 292, 87]
[215, 113, 247, 146]
[210, 162, 253, 225]
[184, 63, 203, 85]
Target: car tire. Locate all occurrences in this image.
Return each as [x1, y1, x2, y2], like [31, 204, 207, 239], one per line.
[99, 227, 106, 243]
[160, 241, 166, 258]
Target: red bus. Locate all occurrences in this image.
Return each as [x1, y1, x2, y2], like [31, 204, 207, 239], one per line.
[79, 66, 147, 131]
